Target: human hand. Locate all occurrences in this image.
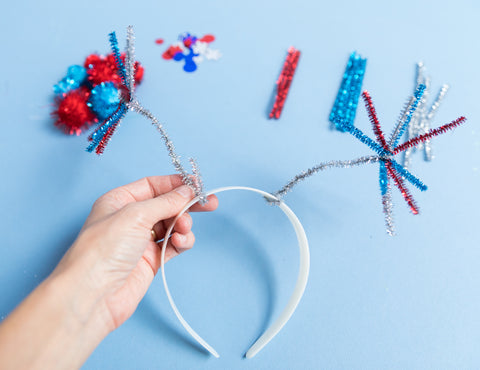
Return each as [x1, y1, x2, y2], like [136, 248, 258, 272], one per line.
[0, 175, 218, 369]
[53, 175, 218, 331]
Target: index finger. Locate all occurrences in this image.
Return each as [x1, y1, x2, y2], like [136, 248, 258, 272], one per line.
[113, 175, 218, 211]
[91, 175, 217, 221]
[114, 175, 186, 203]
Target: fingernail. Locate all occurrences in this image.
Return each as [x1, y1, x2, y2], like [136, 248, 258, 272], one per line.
[175, 185, 193, 199]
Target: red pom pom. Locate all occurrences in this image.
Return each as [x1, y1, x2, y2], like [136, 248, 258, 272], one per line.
[54, 87, 97, 135]
[134, 61, 144, 83]
[84, 53, 122, 86]
[119, 54, 144, 84]
[84, 53, 144, 86]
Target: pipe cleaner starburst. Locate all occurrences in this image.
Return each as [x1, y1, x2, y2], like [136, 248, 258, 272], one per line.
[274, 84, 466, 235]
[86, 26, 206, 202]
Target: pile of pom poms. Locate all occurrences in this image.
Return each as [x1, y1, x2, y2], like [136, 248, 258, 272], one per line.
[53, 53, 144, 135]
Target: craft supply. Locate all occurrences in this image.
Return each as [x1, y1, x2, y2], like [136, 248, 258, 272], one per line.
[85, 28, 467, 360]
[329, 52, 366, 131]
[161, 32, 220, 72]
[160, 186, 310, 359]
[269, 47, 300, 119]
[88, 28, 310, 359]
[87, 82, 121, 120]
[403, 62, 449, 168]
[54, 87, 96, 135]
[53, 65, 87, 96]
[274, 84, 466, 235]
[52, 46, 143, 135]
[88, 27, 205, 201]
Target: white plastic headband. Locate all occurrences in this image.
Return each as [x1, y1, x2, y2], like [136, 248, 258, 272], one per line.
[160, 186, 310, 358]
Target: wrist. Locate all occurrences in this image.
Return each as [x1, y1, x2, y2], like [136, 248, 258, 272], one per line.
[47, 259, 114, 337]
[35, 271, 113, 368]
[0, 269, 113, 369]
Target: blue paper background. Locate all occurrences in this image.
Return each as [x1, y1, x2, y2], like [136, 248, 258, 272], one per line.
[1, 0, 479, 368]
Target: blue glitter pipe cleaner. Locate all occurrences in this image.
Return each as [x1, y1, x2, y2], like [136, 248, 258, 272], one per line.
[337, 117, 427, 192]
[390, 84, 426, 149]
[329, 52, 367, 131]
[86, 102, 128, 152]
[108, 31, 127, 86]
[85, 27, 206, 202]
[379, 161, 388, 196]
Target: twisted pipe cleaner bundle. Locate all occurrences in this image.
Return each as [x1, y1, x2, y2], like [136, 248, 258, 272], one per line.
[87, 26, 205, 202]
[273, 82, 466, 235]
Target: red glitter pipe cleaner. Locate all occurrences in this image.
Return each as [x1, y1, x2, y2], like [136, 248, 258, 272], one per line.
[362, 91, 390, 152]
[385, 160, 419, 214]
[392, 116, 466, 155]
[269, 47, 301, 119]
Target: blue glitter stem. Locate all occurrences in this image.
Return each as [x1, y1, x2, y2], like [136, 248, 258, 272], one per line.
[109, 31, 128, 87]
[86, 102, 128, 152]
[379, 161, 388, 195]
[329, 52, 367, 131]
[389, 158, 427, 191]
[337, 119, 389, 156]
[391, 84, 426, 149]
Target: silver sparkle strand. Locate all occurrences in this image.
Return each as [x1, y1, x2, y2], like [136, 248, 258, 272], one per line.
[423, 84, 449, 161]
[404, 67, 430, 168]
[118, 27, 205, 200]
[272, 155, 381, 200]
[128, 100, 204, 198]
[416, 61, 426, 87]
[403, 63, 449, 168]
[404, 63, 429, 167]
[426, 84, 449, 122]
[382, 184, 395, 236]
[189, 157, 206, 204]
[125, 25, 136, 98]
[388, 96, 415, 148]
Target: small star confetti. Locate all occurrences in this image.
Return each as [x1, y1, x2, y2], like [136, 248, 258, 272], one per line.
[161, 32, 220, 73]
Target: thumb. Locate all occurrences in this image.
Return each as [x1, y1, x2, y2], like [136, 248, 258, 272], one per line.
[120, 185, 194, 228]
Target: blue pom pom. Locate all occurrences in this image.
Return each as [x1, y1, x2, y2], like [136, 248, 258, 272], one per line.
[53, 65, 87, 95]
[87, 82, 121, 120]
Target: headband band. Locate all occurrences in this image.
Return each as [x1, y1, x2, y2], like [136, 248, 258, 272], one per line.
[160, 186, 310, 358]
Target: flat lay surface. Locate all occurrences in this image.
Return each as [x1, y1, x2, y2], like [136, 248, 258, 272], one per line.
[0, 0, 479, 368]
